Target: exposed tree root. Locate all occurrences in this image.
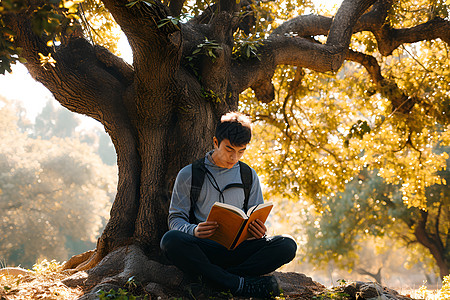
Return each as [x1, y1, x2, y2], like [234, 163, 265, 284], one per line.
[63, 250, 96, 271]
[59, 245, 415, 299]
[0, 267, 33, 277]
[63, 236, 115, 273]
[62, 245, 184, 299]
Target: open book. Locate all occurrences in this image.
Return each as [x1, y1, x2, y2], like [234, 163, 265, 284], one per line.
[206, 202, 273, 250]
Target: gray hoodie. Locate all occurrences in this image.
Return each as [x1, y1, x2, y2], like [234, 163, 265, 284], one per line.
[168, 152, 264, 235]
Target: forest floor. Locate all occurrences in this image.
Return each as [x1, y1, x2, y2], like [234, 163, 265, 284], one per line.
[0, 260, 445, 300]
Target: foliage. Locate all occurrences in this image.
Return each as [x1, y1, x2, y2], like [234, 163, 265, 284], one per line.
[157, 16, 181, 29]
[419, 275, 450, 299]
[244, 62, 449, 275]
[0, 0, 81, 73]
[241, 0, 450, 277]
[97, 277, 149, 299]
[191, 38, 222, 62]
[312, 279, 349, 300]
[232, 31, 263, 61]
[75, 0, 121, 54]
[299, 165, 448, 274]
[0, 259, 84, 299]
[0, 98, 117, 267]
[313, 289, 349, 300]
[0, 0, 121, 74]
[32, 259, 63, 274]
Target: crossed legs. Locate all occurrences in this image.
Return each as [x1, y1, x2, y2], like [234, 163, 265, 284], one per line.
[160, 230, 297, 292]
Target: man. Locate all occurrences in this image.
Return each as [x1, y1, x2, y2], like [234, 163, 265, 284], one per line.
[160, 112, 297, 298]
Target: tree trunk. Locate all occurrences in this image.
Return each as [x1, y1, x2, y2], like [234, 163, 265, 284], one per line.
[414, 210, 449, 279]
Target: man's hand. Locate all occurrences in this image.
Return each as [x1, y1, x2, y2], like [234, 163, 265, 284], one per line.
[194, 221, 218, 238]
[248, 219, 267, 239]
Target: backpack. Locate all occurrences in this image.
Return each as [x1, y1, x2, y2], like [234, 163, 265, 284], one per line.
[189, 158, 253, 224]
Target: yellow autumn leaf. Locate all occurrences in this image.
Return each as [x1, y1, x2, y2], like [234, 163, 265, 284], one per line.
[38, 52, 57, 68]
[63, 0, 74, 8]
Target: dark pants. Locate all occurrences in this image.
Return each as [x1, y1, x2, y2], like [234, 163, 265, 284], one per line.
[160, 230, 297, 292]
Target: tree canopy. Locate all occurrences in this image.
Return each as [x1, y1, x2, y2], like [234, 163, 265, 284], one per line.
[239, 1, 450, 277]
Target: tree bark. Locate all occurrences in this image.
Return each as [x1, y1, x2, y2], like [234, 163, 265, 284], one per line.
[5, 0, 450, 278]
[414, 210, 449, 279]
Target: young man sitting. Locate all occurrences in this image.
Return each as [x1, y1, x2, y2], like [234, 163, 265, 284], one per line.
[160, 112, 297, 298]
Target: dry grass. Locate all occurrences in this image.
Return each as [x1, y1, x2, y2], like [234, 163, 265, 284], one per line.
[395, 276, 450, 300]
[1, 260, 449, 300]
[0, 260, 83, 300]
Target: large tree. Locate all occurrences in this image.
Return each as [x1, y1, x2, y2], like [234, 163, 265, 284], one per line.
[1, 0, 449, 297]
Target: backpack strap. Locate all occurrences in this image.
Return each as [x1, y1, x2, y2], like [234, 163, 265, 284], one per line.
[189, 158, 206, 224]
[238, 161, 253, 213]
[188, 159, 253, 223]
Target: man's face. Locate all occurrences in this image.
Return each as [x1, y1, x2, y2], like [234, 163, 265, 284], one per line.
[211, 138, 247, 169]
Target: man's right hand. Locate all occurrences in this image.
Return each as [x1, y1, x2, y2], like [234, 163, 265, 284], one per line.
[194, 221, 218, 238]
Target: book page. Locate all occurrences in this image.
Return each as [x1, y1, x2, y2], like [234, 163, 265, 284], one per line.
[232, 203, 273, 249]
[246, 202, 273, 218]
[206, 203, 246, 249]
[212, 202, 247, 218]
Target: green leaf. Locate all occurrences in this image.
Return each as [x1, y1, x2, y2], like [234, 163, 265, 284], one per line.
[125, 0, 140, 7]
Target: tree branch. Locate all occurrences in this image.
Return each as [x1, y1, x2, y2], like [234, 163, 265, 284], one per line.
[231, 0, 377, 101]
[326, 0, 378, 59]
[168, 0, 186, 16]
[345, 49, 383, 84]
[271, 14, 332, 37]
[101, 0, 182, 66]
[345, 49, 416, 113]
[8, 10, 131, 120]
[218, 0, 239, 14]
[94, 45, 134, 85]
[232, 0, 450, 107]
[375, 17, 450, 56]
[231, 34, 346, 101]
[357, 267, 382, 284]
[190, 3, 216, 24]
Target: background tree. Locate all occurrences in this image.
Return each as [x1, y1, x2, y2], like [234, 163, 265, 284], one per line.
[0, 98, 117, 268]
[297, 165, 449, 279]
[20, 99, 118, 165]
[0, 0, 449, 296]
[31, 101, 80, 139]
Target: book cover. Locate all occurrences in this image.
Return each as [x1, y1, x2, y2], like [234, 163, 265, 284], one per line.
[206, 202, 273, 250]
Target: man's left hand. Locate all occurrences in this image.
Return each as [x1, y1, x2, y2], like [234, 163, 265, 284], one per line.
[248, 219, 267, 239]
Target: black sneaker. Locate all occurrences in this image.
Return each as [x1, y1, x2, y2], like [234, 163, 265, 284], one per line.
[184, 282, 232, 300]
[236, 276, 280, 299]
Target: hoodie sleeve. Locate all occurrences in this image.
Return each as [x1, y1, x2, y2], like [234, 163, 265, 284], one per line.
[168, 165, 197, 235]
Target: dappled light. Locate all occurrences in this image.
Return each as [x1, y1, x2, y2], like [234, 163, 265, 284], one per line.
[0, 0, 449, 298]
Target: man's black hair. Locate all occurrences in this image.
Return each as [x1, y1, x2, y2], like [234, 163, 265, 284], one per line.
[215, 112, 252, 146]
